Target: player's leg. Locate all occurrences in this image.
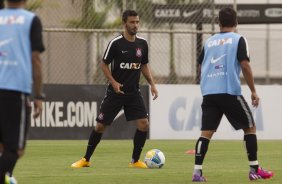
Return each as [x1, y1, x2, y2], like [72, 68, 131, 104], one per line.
[243, 127, 273, 180]
[223, 95, 273, 180]
[133, 118, 149, 162]
[192, 95, 223, 182]
[129, 118, 149, 168]
[71, 122, 107, 168]
[0, 143, 5, 184]
[243, 127, 259, 173]
[192, 131, 213, 182]
[244, 126, 273, 180]
[0, 93, 5, 184]
[83, 122, 106, 162]
[124, 93, 148, 168]
[0, 118, 2, 181]
[0, 92, 28, 184]
[71, 92, 122, 168]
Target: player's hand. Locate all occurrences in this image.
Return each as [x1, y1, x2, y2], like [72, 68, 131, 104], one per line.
[112, 81, 124, 94]
[251, 92, 259, 107]
[33, 99, 43, 118]
[151, 85, 158, 100]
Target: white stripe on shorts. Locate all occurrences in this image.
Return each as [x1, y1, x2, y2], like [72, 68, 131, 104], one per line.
[19, 94, 26, 149]
[237, 96, 253, 127]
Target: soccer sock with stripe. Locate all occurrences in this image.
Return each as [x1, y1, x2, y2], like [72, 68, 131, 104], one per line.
[244, 134, 259, 172]
[194, 137, 210, 175]
[84, 129, 103, 161]
[132, 129, 147, 163]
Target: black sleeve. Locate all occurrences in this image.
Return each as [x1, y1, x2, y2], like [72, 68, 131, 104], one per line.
[142, 40, 149, 64]
[103, 41, 115, 64]
[30, 16, 45, 52]
[237, 36, 250, 62]
[197, 47, 205, 65]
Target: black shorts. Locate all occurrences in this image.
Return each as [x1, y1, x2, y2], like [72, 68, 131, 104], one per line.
[201, 94, 255, 131]
[96, 90, 148, 125]
[0, 90, 30, 151]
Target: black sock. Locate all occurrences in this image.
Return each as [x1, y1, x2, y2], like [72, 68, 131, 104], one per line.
[132, 129, 147, 163]
[0, 175, 4, 184]
[84, 130, 103, 161]
[0, 150, 18, 182]
[195, 137, 210, 165]
[244, 134, 258, 172]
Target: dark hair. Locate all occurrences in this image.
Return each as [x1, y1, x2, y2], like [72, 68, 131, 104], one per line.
[219, 7, 237, 27]
[122, 10, 138, 22]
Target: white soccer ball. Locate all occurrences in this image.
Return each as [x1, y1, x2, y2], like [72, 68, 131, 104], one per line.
[144, 149, 165, 168]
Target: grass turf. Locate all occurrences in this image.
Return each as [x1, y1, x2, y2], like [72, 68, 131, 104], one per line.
[14, 140, 281, 184]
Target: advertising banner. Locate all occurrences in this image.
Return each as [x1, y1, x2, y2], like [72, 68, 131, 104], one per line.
[153, 4, 282, 24]
[150, 84, 282, 140]
[29, 85, 149, 140]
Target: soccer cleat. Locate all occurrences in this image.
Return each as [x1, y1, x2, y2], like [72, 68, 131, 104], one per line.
[249, 167, 274, 181]
[192, 174, 207, 182]
[5, 175, 9, 184]
[5, 175, 17, 184]
[71, 158, 90, 168]
[128, 160, 148, 169]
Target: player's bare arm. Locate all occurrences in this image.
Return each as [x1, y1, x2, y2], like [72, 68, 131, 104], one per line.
[240, 60, 259, 107]
[100, 61, 124, 94]
[32, 51, 43, 118]
[141, 64, 158, 100]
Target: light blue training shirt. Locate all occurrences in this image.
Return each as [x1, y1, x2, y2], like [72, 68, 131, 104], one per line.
[200, 32, 243, 96]
[0, 8, 35, 94]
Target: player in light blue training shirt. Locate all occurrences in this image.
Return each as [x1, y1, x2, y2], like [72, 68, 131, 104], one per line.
[0, 0, 45, 183]
[192, 7, 273, 182]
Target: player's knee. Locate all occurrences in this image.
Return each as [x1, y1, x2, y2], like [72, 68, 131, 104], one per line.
[137, 119, 149, 131]
[17, 149, 25, 158]
[0, 143, 3, 153]
[244, 126, 256, 134]
[1, 149, 19, 162]
[95, 122, 107, 133]
[144, 122, 150, 131]
[0, 145, 24, 158]
[201, 130, 214, 139]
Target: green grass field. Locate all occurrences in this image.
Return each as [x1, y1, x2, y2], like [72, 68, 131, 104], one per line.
[14, 140, 281, 184]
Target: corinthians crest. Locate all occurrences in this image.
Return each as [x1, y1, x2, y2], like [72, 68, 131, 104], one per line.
[136, 48, 142, 57]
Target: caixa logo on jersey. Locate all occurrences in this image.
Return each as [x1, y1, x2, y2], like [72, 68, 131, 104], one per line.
[0, 15, 25, 25]
[168, 97, 264, 131]
[120, 62, 141, 69]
